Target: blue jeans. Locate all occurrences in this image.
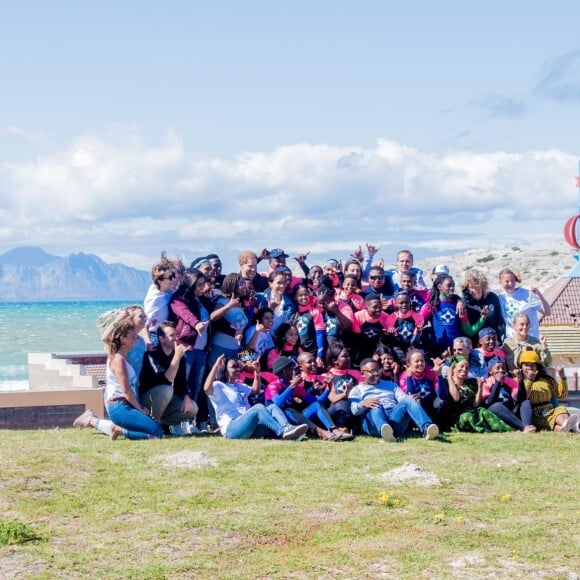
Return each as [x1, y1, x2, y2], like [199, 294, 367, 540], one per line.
[184, 349, 207, 401]
[225, 404, 283, 439]
[361, 397, 432, 438]
[108, 401, 163, 440]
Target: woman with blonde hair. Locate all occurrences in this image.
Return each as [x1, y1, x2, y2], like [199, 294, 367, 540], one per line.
[461, 268, 505, 341]
[497, 267, 550, 340]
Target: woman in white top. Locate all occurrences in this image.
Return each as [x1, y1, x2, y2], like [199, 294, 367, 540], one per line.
[104, 320, 163, 440]
[497, 268, 551, 340]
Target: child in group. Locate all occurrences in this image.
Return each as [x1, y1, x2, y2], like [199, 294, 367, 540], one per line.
[314, 283, 355, 364]
[291, 283, 320, 357]
[384, 290, 424, 361]
[337, 274, 365, 312]
[266, 322, 303, 371]
[399, 348, 442, 421]
[352, 293, 390, 363]
[265, 355, 353, 441]
[397, 270, 429, 313]
[516, 350, 579, 432]
[420, 275, 487, 359]
[482, 357, 535, 432]
[307, 265, 324, 292]
[373, 344, 401, 384]
[322, 342, 362, 431]
[502, 313, 551, 372]
[474, 327, 506, 364]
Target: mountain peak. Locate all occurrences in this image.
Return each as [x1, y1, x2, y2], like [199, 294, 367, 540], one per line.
[0, 246, 59, 267]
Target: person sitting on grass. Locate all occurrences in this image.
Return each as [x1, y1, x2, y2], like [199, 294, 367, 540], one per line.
[322, 342, 362, 433]
[204, 354, 308, 440]
[516, 350, 579, 433]
[398, 348, 443, 422]
[265, 356, 353, 441]
[74, 319, 163, 441]
[436, 357, 512, 433]
[482, 357, 536, 433]
[348, 358, 439, 442]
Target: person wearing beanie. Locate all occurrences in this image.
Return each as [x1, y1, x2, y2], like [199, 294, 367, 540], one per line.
[516, 350, 579, 432]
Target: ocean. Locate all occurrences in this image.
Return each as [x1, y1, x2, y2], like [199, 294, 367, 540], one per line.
[0, 301, 136, 391]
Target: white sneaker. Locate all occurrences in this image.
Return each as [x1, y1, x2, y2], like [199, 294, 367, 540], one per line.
[380, 423, 395, 442]
[425, 423, 439, 440]
[560, 414, 579, 433]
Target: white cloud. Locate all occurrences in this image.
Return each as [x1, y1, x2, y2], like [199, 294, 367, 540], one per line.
[0, 128, 576, 270]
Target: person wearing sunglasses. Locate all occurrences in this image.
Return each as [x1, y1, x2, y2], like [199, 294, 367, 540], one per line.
[144, 256, 180, 343]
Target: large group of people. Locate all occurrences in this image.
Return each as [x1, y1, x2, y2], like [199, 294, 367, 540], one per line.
[73, 245, 580, 442]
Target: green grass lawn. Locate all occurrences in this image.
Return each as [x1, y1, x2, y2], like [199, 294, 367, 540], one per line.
[0, 429, 578, 579]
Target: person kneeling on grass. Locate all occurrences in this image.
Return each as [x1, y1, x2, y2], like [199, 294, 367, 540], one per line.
[204, 355, 308, 440]
[348, 358, 439, 442]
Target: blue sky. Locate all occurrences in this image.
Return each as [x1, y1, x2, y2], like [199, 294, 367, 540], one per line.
[0, 0, 579, 271]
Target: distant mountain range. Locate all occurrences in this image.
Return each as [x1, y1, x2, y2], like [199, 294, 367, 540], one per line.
[0, 247, 150, 301]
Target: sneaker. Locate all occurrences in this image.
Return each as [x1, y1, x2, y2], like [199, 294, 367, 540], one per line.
[197, 422, 209, 434]
[73, 409, 95, 429]
[168, 424, 186, 437]
[560, 414, 580, 433]
[424, 423, 439, 440]
[282, 423, 308, 441]
[380, 423, 395, 442]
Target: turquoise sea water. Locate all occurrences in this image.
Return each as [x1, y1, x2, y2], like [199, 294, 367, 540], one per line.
[0, 301, 135, 390]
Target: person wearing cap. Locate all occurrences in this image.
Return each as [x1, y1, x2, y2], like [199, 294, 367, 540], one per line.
[516, 350, 578, 432]
[482, 357, 535, 432]
[258, 248, 310, 290]
[203, 354, 308, 440]
[502, 313, 551, 372]
[430, 264, 449, 284]
[461, 269, 505, 342]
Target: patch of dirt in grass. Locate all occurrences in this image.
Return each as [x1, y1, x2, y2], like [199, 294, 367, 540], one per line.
[159, 451, 218, 468]
[446, 552, 577, 578]
[0, 551, 48, 576]
[378, 463, 441, 487]
[365, 557, 400, 578]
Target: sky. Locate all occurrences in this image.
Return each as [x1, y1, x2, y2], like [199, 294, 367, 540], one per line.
[0, 0, 579, 272]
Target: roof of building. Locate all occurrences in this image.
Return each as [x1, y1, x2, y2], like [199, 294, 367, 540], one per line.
[541, 257, 580, 327]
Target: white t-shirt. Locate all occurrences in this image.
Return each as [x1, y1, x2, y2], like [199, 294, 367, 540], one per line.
[208, 381, 252, 435]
